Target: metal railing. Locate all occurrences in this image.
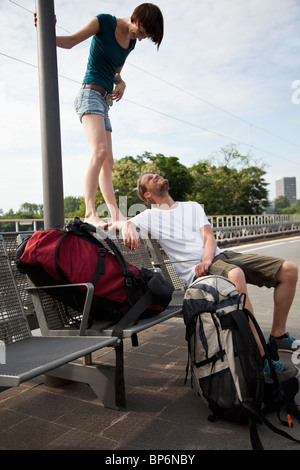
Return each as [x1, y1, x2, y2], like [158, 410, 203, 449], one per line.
[206, 214, 300, 244]
[206, 213, 300, 228]
[0, 214, 300, 243]
[0, 218, 73, 232]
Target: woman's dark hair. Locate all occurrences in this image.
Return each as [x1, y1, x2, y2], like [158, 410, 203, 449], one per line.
[131, 3, 164, 49]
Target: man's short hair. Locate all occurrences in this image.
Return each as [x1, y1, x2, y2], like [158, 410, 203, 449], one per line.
[137, 174, 148, 202]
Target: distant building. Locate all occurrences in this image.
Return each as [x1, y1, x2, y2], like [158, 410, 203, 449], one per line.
[276, 177, 297, 205]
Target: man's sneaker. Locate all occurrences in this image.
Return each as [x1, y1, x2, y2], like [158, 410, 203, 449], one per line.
[269, 333, 300, 354]
[263, 359, 300, 383]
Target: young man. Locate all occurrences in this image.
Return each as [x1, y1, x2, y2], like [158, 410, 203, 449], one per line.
[120, 173, 300, 381]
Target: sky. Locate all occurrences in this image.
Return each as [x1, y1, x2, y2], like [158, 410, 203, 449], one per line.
[1, 0, 300, 214]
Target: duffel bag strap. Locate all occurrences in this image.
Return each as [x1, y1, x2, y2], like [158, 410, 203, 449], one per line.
[91, 246, 106, 286]
[112, 289, 155, 340]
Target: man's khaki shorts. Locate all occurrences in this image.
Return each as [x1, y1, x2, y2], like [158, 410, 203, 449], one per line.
[208, 250, 285, 288]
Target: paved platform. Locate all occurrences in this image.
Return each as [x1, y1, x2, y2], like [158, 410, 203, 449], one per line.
[1, 237, 300, 452]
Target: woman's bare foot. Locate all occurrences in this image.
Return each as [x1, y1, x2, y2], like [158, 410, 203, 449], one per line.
[84, 215, 108, 229]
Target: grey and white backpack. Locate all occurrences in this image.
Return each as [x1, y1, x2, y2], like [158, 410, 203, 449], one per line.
[183, 275, 300, 450]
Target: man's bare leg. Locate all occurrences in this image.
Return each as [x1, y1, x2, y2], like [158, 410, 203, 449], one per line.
[228, 267, 265, 356]
[270, 261, 298, 337]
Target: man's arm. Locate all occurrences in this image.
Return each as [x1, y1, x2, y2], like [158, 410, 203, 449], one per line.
[194, 225, 217, 278]
[112, 220, 141, 251]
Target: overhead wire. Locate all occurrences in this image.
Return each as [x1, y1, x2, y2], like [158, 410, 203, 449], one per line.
[10, 0, 300, 150]
[3, 49, 299, 166]
[4, 0, 300, 165]
[126, 62, 300, 150]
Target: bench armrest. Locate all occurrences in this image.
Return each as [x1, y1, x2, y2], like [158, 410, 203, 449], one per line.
[26, 282, 94, 336]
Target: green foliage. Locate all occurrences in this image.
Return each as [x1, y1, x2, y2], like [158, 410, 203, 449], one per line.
[94, 152, 194, 215]
[0, 144, 276, 220]
[15, 203, 44, 219]
[144, 153, 194, 202]
[64, 196, 83, 218]
[275, 195, 290, 213]
[280, 199, 300, 214]
[188, 145, 269, 215]
[0, 203, 43, 232]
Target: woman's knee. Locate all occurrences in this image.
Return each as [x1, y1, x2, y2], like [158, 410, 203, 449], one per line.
[91, 146, 109, 167]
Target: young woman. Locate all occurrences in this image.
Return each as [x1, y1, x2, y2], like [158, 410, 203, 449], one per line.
[56, 4, 164, 227]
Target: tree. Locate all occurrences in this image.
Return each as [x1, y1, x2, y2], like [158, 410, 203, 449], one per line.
[112, 158, 141, 207]
[94, 157, 143, 218]
[0, 145, 271, 222]
[94, 152, 194, 217]
[146, 154, 194, 202]
[238, 166, 269, 214]
[64, 196, 82, 218]
[0, 208, 16, 219]
[188, 145, 269, 215]
[15, 203, 44, 219]
[281, 199, 300, 214]
[275, 195, 290, 213]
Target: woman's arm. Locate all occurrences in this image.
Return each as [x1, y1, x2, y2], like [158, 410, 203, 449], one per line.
[56, 17, 99, 49]
[112, 66, 126, 101]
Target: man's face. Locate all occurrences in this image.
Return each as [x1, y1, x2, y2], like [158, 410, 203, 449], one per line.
[142, 174, 169, 200]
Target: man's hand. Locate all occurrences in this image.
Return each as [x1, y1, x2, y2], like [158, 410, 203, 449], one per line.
[194, 224, 216, 278]
[194, 257, 212, 278]
[121, 221, 141, 251]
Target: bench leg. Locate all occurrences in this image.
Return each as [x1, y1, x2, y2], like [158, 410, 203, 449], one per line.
[114, 339, 126, 409]
[46, 343, 126, 410]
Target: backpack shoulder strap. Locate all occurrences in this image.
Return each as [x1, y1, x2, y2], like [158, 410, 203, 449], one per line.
[230, 301, 300, 447]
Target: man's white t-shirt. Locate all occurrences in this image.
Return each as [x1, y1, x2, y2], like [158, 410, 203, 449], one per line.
[130, 201, 222, 286]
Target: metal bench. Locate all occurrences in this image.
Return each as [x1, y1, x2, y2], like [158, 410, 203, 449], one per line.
[2, 232, 37, 329]
[145, 238, 186, 307]
[1, 231, 182, 409]
[0, 235, 120, 408]
[14, 231, 182, 340]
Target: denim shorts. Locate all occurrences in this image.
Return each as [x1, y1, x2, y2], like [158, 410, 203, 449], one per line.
[74, 88, 112, 131]
[209, 251, 284, 288]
